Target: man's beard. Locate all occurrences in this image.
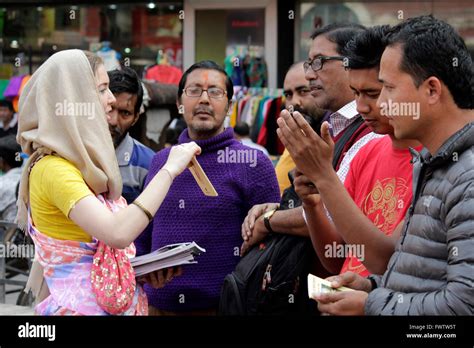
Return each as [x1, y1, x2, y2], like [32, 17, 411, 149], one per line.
[109, 126, 126, 148]
[189, 104, 224, 138]
[189, 121, 222, 137]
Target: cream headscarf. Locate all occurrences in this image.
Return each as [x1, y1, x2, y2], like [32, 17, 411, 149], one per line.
[16, 49, 122, 230]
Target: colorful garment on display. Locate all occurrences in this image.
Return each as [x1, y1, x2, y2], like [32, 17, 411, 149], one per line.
[2, 75, 31, 111]
[29, 195, 148, 316]
[224, 55, 268, 87]
[12, 75, 31, 112]
[144, 65, 182, 85]
[0, 79, 10, 100]
[96, 49, 121, 71]
[230, 88, 285, 156]
[3, 75, 24, 100]
[244, 56, 267, 87]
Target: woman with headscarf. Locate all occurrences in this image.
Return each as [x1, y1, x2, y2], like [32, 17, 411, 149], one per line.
[16, 50, 200, 315]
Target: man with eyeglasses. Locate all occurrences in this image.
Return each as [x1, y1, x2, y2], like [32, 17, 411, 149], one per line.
[240, 24, 382, 268]
[134, 60, 280, 316]
[302, 23, 382, 181]
[240, 61, 329, 254]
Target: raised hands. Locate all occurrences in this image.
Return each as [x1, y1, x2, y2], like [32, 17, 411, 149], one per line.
[293, 169, 321, 207]
[276, 110, 334, 184]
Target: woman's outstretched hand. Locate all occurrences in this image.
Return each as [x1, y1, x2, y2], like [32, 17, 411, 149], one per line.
[163, 142, 202, 178]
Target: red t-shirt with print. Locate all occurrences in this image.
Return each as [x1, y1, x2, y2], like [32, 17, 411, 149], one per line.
[339, 135, 421, 277]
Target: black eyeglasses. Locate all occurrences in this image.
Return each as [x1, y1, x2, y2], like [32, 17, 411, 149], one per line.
[184, 86, 227, 99]
[303, 56, 345, 72]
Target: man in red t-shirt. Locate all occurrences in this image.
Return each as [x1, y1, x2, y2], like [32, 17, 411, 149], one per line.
[339, 135, 421, 276]
[277, 25, 422, 277]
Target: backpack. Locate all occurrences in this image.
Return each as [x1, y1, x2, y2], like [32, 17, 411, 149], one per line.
[219, 181, 325, 315]
[218, 232, 318, 315]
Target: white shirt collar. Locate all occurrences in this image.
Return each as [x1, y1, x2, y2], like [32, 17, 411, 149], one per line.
[332, 100, 358, 119]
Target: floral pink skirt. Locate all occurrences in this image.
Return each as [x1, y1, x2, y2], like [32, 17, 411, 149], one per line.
[28, 195, 148, 315]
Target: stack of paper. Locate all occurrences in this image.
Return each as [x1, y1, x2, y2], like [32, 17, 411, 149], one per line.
[131, 242, 206, 277]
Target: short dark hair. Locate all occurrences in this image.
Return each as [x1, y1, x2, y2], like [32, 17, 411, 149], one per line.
[0, 135, 22, 168]
[343, 25, 391, 70]
[0, 100, 14, 111]
[108, 67, 144, 115]
[387, 15, 473, 109]
[178, 60, 234, 102]
[310, 23, 366, 55]
[233, 122, 250, 136]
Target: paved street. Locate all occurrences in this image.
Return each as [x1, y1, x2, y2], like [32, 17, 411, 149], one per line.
[0, 273, 34, 315]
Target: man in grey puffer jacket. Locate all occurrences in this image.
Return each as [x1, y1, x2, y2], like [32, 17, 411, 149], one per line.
[315, 15, 474, 315]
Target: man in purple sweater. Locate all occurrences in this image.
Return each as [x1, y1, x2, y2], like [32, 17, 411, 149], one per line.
[135, 60, 280, 315]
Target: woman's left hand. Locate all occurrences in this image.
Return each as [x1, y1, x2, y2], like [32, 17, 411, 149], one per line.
[137, 266, 183, 288]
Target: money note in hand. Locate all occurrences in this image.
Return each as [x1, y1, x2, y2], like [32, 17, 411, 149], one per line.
[307, 273, 354, 299]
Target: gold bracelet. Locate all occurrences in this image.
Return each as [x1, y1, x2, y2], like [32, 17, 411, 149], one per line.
[132, 200, 153, 222]
[160, 167, 174, 181]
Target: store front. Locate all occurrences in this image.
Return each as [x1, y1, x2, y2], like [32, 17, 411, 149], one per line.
[183, 0, 278, 88]
[293, 0, 474, 63]
[0, 2, 184, 79]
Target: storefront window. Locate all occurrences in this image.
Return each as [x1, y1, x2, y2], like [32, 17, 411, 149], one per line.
[195, 9, 265, 65]
[0, 2, 183, 79]
[295, 1, 474, 61]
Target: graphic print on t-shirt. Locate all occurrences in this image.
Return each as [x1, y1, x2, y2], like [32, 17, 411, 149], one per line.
[363, 177, 409, 234]
[342, 176, 410, 277]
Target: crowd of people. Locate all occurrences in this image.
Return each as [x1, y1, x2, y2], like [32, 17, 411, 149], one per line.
[0, 14, 472, 316]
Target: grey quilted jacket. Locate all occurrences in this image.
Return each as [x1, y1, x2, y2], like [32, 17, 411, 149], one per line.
[366, 122, 474, 315]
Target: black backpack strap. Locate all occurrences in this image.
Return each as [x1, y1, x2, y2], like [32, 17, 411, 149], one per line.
[331, 116, 364, 169]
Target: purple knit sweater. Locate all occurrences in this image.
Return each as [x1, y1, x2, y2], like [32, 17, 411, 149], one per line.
[135, 127, 280, 311]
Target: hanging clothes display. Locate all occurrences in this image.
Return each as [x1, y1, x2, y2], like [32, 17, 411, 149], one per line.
[243, 56, 267, 87]
[3, 74, 31, 112]
[230, 87, 285, 156]
[224, 54, 268, 88]
[3, 75, 24, 100]
[0, 79, 11, 101]
[144, 65, 182, 85]
[13, 75, 31, 112]
[96, 42, 121, 71]
[143, 50, 183, 85]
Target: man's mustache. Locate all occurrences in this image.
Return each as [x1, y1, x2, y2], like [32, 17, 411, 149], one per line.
[109, 125, 122, 136]
[193, 106, 214, 116]
[292, 106, 305, 114]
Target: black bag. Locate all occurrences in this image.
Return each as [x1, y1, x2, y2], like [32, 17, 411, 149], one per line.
[219, 181, 321, 315]
[219, 116, 366, 315]
[218, 232, 318, 315]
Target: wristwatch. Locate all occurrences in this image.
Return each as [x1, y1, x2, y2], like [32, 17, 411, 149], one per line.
[263, 209, 277, 234]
